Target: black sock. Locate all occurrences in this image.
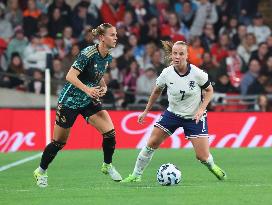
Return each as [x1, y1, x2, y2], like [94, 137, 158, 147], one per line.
[40, 140, 65, 170]
[102, 130, 116, 164]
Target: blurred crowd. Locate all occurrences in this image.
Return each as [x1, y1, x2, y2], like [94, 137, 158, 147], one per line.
[0, 0, 271, 111]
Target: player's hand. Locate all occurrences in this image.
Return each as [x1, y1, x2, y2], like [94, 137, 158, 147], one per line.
[194, 108, 205, 124]
[98, 86, 107, 97]
[138, 111, 148, 124]
[85, 86, 101, 99]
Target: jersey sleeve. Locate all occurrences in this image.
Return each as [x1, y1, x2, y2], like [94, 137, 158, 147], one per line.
[196, 67, 210, 89]
[72, 52, 90, 72]
[156, 71, 167, 89]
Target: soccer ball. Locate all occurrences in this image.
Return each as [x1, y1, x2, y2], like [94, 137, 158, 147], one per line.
[156, 163, 181, 186]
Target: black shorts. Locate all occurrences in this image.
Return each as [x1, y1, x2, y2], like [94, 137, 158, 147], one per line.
[55, 101, 103, 128]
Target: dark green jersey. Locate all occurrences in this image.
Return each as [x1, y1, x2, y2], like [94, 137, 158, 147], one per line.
[58, 44, 112, 109]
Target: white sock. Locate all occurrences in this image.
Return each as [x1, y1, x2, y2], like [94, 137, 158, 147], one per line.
[201, 154, 215, 168]
[38, 166, 46, 174]
[132, 146, 155, 177]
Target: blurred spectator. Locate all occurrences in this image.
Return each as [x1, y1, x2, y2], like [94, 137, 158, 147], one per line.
[38, 25, 55, 49]
[236, 0, 260, 25]
[62, 43, 80, 73]
[28, 69, 45, 94]
[139, 16, 161, 45]
[176, 0, 196, 29]
[5, 0, 23, 28]
[190, 0, 218, 36]
[128, 34, 145, 69]
[214, 73, 238, 93]
[0, 38, 8, 70]
[47, 0, 72, 27]
[122, 10, 139, 37]
[6, 26, 28, 62]
[247, 13, 271, 44]
[250, 42, 269, 68]
[264, 79, 272, 94]
[23, 0, 41, 38]
[36, 0, 50, 14]
[51, 57, 65, 95]
[219, 15, 238, 40]
[122, 59, 140, 107]
[240, 59, 261, 95]
[232, 24, 247, 47]
[188, 36, 204, 67]
[72, 1, 97, 38]
[108, 58, 122, 85]
[101, 72, 116, 106]
[200, 52, 218, 83]
[266, 35, 272, 55]
[254, 94, 271, 112]
[247, 73, 268, 95]
[23, 34, 51, 71]
[200, 23, 216, 52]
[237, 33, 257, 64]
[210, 33, 229, 67]
[117, 45, 135, 71]
[100, 0, 125, 26]
[126, 0, 148, 26]
[62, 26, 77, 53]
[263, 55, 272, 77]
[136, 67, 157, 96]
[141, 42, 157, 70]
[74, 0, 102, 27]
[52, 32, 66, 59]
[48, 7, 67, 38]
[78, 26, 94, 49]
[160, 11, 189, 42]
[0, 3, 14, 41]
[148, 49, 165, 76]
[221, 43, 246, 88]
[4, 52, 26, 89]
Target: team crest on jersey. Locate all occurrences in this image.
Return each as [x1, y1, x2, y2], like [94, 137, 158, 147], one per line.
[189, 81, 195, 90]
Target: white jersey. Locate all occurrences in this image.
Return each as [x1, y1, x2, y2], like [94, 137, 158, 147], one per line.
[156, 64, 210, 119]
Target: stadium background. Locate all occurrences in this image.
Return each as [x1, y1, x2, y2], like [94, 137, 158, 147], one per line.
[0, 1, 272, 205]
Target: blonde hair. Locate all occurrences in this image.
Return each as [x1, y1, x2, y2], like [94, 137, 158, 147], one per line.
[161, 40, 188, 64]
[90, 23, 113, 37]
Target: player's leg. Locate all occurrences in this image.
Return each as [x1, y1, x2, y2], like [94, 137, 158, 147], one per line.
[88, 110, 122, 181]
[122, 110, 177, 182]
[190, 137, 226, 180]
[122, 127, 169, 182]
[34, 104, 77, 187]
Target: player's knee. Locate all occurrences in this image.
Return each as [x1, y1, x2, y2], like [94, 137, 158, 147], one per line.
[102, 129, 116, 148]
[51, 139, 66, 150]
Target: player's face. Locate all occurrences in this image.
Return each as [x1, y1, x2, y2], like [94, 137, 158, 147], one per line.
[101, 27, 118, 49]
[171, 44, 188, 67]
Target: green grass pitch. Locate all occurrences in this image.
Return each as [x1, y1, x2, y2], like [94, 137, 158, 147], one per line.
[0, 148, 271, 205]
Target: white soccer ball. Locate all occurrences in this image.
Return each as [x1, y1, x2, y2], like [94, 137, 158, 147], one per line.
[156, 163, 182, 186]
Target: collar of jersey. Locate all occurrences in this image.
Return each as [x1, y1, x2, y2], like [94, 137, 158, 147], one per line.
[173, 63, 191, 77]
[96, 44, 109, 59]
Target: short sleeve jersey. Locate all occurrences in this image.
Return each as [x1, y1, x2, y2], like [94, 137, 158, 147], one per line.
[156, 64, 210, 119]
[58, 44, 112, 109]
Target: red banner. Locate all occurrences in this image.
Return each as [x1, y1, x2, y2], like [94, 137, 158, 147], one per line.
[0, 109, 271, 152]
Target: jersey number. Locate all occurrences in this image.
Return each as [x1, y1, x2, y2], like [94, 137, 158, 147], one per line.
[180, 90, 185, 101]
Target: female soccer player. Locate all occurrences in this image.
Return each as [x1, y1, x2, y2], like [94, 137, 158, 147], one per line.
[122, 40, 226, 182]
[34, 23, 122, 187]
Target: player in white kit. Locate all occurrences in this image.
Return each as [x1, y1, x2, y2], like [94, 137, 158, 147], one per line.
[122, 40, 226, 182]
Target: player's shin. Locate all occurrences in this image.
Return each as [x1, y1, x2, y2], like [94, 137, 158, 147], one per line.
[102, 129, 116, 164]
[40, 140, 66, 171]
[132, 146, 155, 177]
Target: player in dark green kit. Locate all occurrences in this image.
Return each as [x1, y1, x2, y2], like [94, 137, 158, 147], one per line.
[34, 23, 122, 187]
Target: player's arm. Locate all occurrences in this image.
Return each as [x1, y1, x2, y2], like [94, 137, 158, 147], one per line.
[194, 84, 213, 124]
[138, 86, 163, 124]
[66, 67, 100, 99]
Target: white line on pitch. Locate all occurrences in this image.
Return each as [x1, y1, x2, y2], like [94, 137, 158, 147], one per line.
[0, 152, 42, 172]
